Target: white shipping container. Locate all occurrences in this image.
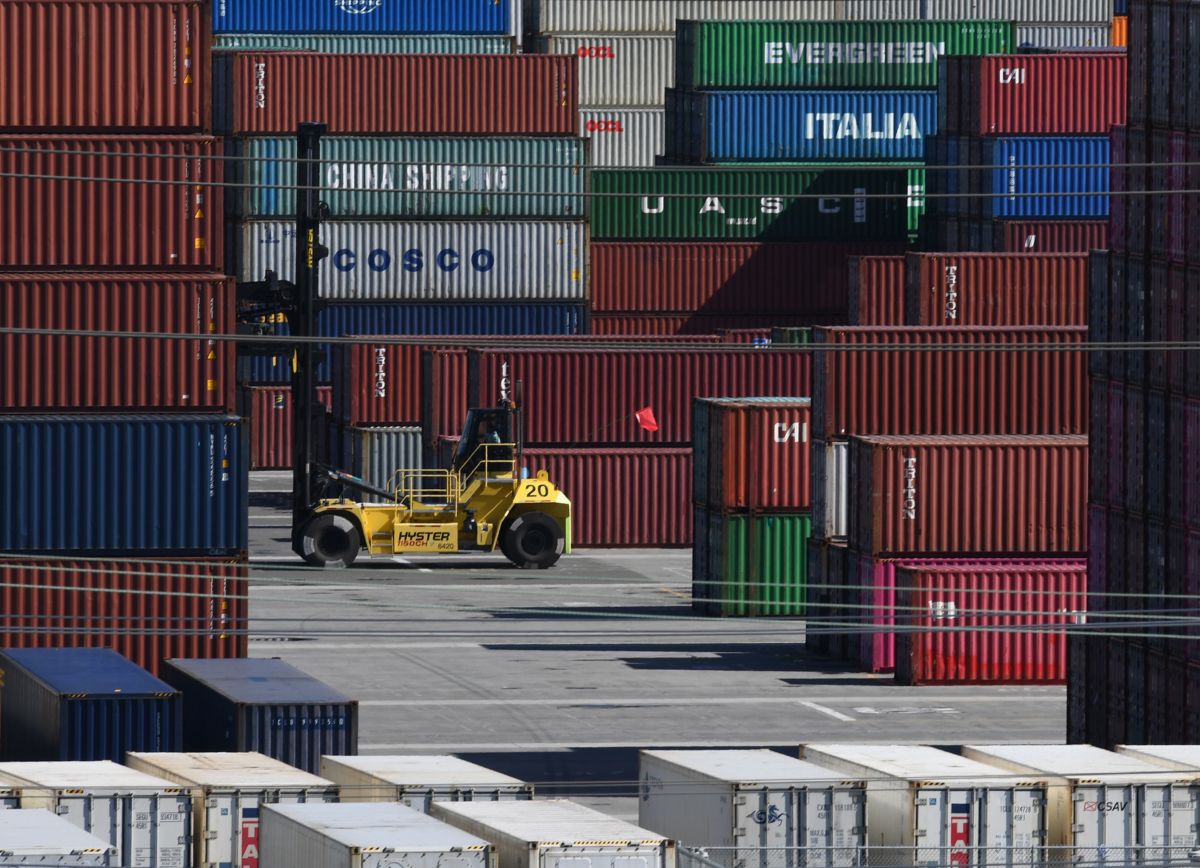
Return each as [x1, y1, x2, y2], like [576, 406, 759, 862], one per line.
[260, 802, 493, 868]
[431, 799, 676, 868]
[922, 0, 1112, 21]
[1116, 745, 1200, 772]
[639, 750, 865, 868]
[527, 1, 842, 34]
[579, 109, 664, 167]
[962, 745, 1200, 862]
[816, 440, 849, 539]
[0, 762, 190, 868]
[320, 755, 533, 810]
[239, 221, 586, 302]
[529, 36, 675, 107]
[799, 745, 1047, 868]
[0, 810, 115, 867]
[1015, 24, 1110, 47]
[125, 752, 339, 868]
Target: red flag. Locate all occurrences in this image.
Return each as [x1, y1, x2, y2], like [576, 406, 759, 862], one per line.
[635, 406, 659, 432]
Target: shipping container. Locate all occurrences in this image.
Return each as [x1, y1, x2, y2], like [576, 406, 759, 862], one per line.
[321, 755, 532, 809]
[0, 557, 247, 676]
[125, 752, 338, 868]
[235, 137, 585, 219]
[246, 386, 332, 470]
[528, 35, 673, 107]
[527, 1, 843, 33]
[925, 0, 1113, 18]
[977, 136, 1111, 219]
[1016, 24, 1111, 47]
[422, 349, 469, 448]
[0, 810, 115, 867]
[332, 425, 423, 494]
[579, 108, 664, 168]
[692, 510, 812, 617]
[238, 221, 585, 302]
[589, 314, 812, 336]
[991, 220, 1109, 253]
[1116, 745, 1200, 772]
[430, 800, 676, 868]
[213, 0, 512, 33]
[260, 803, 493, 868]
[213, 34, 515, 53]
[220, 54, 576, 136]
[0, 415, 246, 554]
[798, 745, 1047, 867]
[894, 563, 1088, 685]
[160, 659, 357, 775]
[848, 434, 1088, 556]
[0, 762, 190, 868]
[638, 750, 866, 868]
[812, 439, 849, 539]
[0, 1, 207, 131]
[1112, 15, 1128, 45]
[0, 649, 182, 762]
[1, 136, 223, 269]
[849, 255, 907, 325]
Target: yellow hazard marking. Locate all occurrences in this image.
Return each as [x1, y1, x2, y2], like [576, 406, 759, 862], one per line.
[207, 349, 217, 360]
[222, 459, 230, 468]
[184, 73, 193, 85]
[194, 208, 204, 219]
[207, 379, 218, 391]
[194, 237, 205, 249]
[571, 269, 580, 281]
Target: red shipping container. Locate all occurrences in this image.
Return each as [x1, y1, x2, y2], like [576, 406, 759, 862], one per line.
[813, 326, 1088, 439]
[848, 255, 906, 325]
[894, 562, 1088, 685]
[521, 448, 692, 547]
[590, 242, 903, 315]
[246, 385, 333, 470]
[589, 314, 814, 336]
[716, 329, 773, 343]
[904, 252, 1087, 326]
[992, 220, 1109, 254]
[469, 348, 812, 446]
[422, 349, 469, 448]
[0, 1, 208, 132]
[0, 273, 235, 412]
[848, 434, 1088, 556]
[0, 557, 247, 676]
[1, 136, 223, 269]
[229, 53, 577, 136]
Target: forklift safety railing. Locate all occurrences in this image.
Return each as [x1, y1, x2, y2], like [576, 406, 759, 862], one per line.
[459, 441, 517, 483]
[388, 468, 460, 513]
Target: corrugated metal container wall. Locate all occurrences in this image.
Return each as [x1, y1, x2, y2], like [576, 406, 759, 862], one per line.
[589, 314, 812, 335]
[848, 435, 1088, 556]
[0, 811, 115, 865]
[849, 255, 907, 325]
[237, 136, 586, 219]
[0, 415, 247, 554]
[693, 512, 812, 617]
[530, 1, 853, 32]
[979, 136, 1111, 219]
[334, 425, 424, 495]
[0, 1, 207, 131]
[213, 0, 511, 33]
[0, 649, 183, 762]
[247, 386, 332, 470]
[160, 658, 358, 775]
[992, 219, 1109, 253]
[1015, 24, 1111, 47]
[895, 563, 1088, 684]
[239, 221, 586, 301]
[812, 439, 850, 539]
[1112, 15, 1128, 46]
[333, 343, 439, 426]
[0, 559, 247, 676]
[223, 54, 576, 136]
[674, 20, 1015, 89]
[470, 349, 811, 446]
[924, 0, 1113, 18]
[0, 273, 236, 412]
[529, 36, 673, 107]
[665, 90, 937, 163]
[903, 252, 1088, 326]
[212, 34, 515, 53]
[812, 326, 1087, 439]
[522, 449, 691, 547]
[2, 136, 223, 269]
[578, 108, 664, 167]
[423, 349, 469, 448]
[591, 242, 905, 315]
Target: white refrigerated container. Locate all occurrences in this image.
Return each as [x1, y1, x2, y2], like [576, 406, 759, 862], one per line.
[320, 755, 532, 810]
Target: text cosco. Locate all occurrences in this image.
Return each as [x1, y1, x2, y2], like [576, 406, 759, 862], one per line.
[332, 247, 496, 274]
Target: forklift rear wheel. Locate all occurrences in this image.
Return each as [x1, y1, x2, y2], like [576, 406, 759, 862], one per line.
[299, 513, 361, 568]
[504, 511, 564, 569]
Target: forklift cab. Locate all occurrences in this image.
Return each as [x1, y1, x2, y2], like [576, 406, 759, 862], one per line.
[451, 407, 516, 477]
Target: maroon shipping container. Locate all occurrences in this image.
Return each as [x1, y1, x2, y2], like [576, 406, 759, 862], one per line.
[0, 557, 247, 676]
[2, 136, 223, 269]
[894, 563, 1088, 685]
[0, 273, 235, 412]
[0, 1, 208, 132]
[696, 398, 812, 512]
[589, 315, 814, 336]
[521, 448, 692, 547]
[229, 53, 577, 135]
[992, 220, 1109, 253]
[246, 385, 333, 470]
[904, 252, 1087, 326]
[469, 348, 812, 446]
[848, 255, 906, 325]
[590, 242, 903, 315]
[422, 349, 469, 449]
[812, 326, 1088, 439]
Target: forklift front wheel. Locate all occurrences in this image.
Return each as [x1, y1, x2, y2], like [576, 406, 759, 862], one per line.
[299, 513, 362, 568]
[503, 511, 565, 569]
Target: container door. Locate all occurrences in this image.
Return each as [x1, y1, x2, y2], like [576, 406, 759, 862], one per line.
[735, 786, 793, 868]
[125, 792, 190, 868]
[796, 786, 865, 868]
[60, 794, 122, 861]
[541, 846, 663, 868]
[1071, 784, 1138, 866]
[912, 787, 974, 868]
[977, 787, 1042, 867]
[1141, 783, 1199, 862]
[203, 792, 239, 868]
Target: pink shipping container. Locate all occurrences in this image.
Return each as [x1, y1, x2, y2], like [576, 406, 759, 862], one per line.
[848, 434, 1088, 556]
[521, 448, 692, 547]
[1, 136, 223, 269]
[813, 326, 1088, 439]
[227, 53, 577, 135]
[848, 255, 906, 325]
[992, 220, 1109, 253]
[589, 315, 814, 336]
[904, 252, 1087, 326]
[0, 0, 208, 131]
[894, 562, 1088, 685]
[0, 273, 235, 411]
[246, 385, 333, 470]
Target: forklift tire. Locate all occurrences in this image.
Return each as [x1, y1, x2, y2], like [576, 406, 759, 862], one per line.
[299, 513, 362, 568]
[504, 511, 564, 569]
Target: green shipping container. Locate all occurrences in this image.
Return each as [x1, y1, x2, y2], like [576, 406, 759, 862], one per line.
[591, 167, 909, 241]
[769, 327, 812, 344]
[693, 510, 812, 617]
[234, 137, 586, 218]
[213, 34, 515, 54]
[676, 20, 1014, 89]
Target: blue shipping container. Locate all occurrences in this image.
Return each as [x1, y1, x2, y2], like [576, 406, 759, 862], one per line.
[666, 90, 938, 163]
[0, 649, 182, 761]
[0, 416, 247, 554]
[160, 658, 358, 774]
[981, 136, 1111, 219]
[212, 0, 511, 34]
[238, 303, 587, 384]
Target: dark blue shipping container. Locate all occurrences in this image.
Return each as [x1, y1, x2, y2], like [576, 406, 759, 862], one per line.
[238, 303, 587, 384]
[213, 0, 511, 34]
[980, 136, 1111, 219]
[0, 416, 247, 554]
[0, 649, 182, 761]
[160, 658, 358, 774]
[665, 89, 938, 163]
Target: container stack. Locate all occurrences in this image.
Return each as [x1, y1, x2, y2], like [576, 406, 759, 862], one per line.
[0, 0, 248, 673]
